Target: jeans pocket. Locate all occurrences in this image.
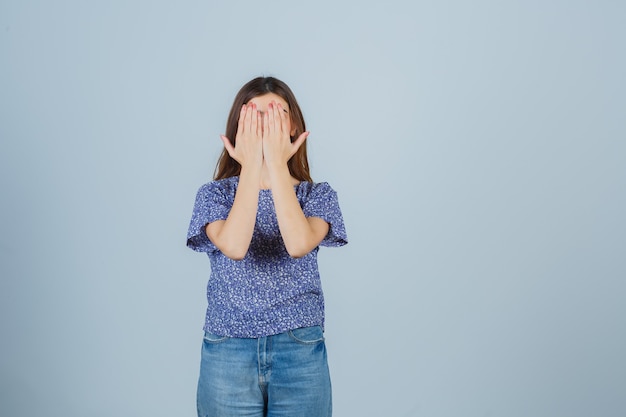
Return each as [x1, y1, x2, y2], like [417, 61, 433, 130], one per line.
[203, 330, 229, 344]
[288, 326, 325, 345]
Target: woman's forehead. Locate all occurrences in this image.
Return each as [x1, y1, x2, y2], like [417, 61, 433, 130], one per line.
[247, 93, 289, 111]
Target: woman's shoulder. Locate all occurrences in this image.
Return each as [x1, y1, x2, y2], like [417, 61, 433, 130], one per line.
[195, 176, 239, 200]
[296, 181, 338, 200]
[300, 180, 335, 191]
[198, 176, 239, 191]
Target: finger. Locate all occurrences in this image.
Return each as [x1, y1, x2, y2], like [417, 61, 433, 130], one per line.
[266, 102, 275, 134]
[236, 104, 246, 135]
[250, 103, 258, 136]
[262, 110, 270, 140]
[272, 101, 282, 133]
[242, 103, 253, 133]
[290, 131, 309, 155]
[256, 110, 263, 137]
[265, 102, 273, 134]
[273, 101, 282, 132]
[220, 135, 236, 158]
[276, 103, 288, 133]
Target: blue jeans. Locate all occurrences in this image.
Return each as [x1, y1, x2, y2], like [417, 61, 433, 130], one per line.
[197, 326, 332, 417]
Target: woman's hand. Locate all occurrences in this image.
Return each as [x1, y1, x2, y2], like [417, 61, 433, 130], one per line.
[209, 103, 264, 260]
[220, 103, 263, 169]
[262, 101, 308, 168]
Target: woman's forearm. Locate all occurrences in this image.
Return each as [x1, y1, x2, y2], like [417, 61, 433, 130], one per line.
[268, 165, 329, 258]
[206, 166, 261, 260]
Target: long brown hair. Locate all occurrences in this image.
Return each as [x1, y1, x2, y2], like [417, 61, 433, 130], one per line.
[214, 77, 312, 182]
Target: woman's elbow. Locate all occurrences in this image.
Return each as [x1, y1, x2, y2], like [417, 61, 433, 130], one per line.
[210, 237, 249, 260]
[286, 242, 315, 259]
[287, 250, 306, 259]
[218, 245, 248, 261]
[225, 252, 247, 261]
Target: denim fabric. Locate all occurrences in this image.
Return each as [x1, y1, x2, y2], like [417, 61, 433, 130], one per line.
[197, 326, 332, 417]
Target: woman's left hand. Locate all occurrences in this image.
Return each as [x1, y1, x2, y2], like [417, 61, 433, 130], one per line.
[262, 101, 308, 167]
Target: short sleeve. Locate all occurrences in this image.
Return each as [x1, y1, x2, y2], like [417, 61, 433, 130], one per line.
[186, 182, 233, 252]
[302, 182, 348, 247]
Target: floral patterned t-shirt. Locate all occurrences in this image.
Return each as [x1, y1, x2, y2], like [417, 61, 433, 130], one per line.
[187, 176, 347, 338]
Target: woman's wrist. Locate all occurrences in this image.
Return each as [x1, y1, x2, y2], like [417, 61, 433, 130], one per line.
[266, 162, 291, 182]
[239, 164, 263, 188]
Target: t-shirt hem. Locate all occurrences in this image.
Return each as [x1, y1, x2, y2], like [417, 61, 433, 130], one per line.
[203, 317, 325, 338]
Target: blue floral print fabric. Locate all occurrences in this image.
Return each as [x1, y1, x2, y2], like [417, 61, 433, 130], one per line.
[187, 176, 347, 338]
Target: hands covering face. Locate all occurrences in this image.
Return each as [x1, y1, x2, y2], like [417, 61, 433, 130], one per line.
[220, 101, 309, 169]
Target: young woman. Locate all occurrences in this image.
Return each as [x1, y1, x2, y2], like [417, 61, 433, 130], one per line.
[187, 76, 348, 417]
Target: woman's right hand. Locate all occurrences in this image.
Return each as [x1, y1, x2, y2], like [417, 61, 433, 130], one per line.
[210, 103, 263, 260]
[220, 103, 263, 169]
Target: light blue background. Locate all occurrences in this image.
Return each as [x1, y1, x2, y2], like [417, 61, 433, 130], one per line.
[1, 1, 624, 416]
